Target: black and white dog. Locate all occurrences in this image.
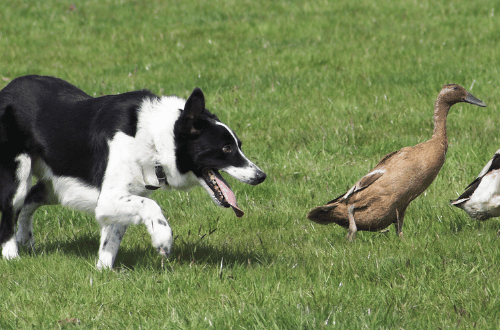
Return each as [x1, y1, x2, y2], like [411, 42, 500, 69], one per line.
[0, 75, 266, 269]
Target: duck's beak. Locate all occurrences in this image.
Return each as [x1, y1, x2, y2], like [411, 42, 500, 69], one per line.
[464, 92, 486, 107]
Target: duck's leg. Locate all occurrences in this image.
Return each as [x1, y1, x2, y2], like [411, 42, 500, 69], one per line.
[394, 208, 406, 239]
[346, 205, 357, 242]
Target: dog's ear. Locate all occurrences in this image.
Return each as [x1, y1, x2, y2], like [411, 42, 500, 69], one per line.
[178, 88, 206, 136]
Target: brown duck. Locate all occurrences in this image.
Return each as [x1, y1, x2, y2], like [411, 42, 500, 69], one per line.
[307, 84, 486, 240]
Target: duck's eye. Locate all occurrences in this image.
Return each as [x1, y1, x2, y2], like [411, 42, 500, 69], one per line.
[453, 86, 458, 90]
[222, 145, 232, 153]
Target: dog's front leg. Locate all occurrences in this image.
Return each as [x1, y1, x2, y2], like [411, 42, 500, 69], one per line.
[95, 194, 173, 269]
[96, 223, 127, 270]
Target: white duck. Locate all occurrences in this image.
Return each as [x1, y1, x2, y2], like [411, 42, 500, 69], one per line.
[451, 149, 500, 220]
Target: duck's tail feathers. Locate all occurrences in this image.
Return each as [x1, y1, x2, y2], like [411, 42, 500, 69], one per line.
[307, 204, 338, 225]
[450, 197, 468, 207]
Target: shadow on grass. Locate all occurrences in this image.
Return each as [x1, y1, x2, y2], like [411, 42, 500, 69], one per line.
[173, 240, 264, 264]
[37, 231, 268, 271]
[37, 232, 99, 260]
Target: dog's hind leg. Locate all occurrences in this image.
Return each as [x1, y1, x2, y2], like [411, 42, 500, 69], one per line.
[96, 223, 128, 270]
[16, 181, 55, 252]
[1, 154, 32, 259]
[16, 197, 38, 251]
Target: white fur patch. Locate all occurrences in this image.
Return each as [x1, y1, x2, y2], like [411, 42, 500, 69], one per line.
[1, 236, 19, 260]
[135, 96, 200, 190]
[222, 164, 264, 184]
[33, 160, 100, 214]
[12, 154, 32, 210]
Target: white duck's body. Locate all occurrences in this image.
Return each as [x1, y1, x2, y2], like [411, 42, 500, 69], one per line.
[451, 150, 500, 220]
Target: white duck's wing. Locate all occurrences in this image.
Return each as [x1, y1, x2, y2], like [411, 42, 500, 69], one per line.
[451, 151, 500, 205]
[451, 178, 482, 205]
[476, 152, 500, 179]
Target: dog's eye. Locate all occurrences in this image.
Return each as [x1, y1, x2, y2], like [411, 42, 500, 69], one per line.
[222, 145, 232, 153]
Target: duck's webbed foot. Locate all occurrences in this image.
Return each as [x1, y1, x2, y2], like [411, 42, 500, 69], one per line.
[346, 205, 357, 242]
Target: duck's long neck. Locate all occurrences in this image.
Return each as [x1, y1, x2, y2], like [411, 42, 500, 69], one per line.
[431, 99, 451, 148]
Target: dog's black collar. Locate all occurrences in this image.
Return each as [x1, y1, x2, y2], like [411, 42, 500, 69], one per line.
[145, 162, 167, 190]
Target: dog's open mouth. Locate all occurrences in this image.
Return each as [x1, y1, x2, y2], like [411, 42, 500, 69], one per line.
[202, 169, 244, 217]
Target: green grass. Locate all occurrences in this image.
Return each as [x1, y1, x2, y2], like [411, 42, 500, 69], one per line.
[1, 0, 500, 328]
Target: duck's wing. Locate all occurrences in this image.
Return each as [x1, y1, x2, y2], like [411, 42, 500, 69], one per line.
[326, 170, 385, 204]
[476, 152, 500, 180]
[450, 152, 500, 205]
[326, 193, 346, 205]
[373, 150, 400, 170]
[341, 168, 385, 199]
[450, 178, 481, 205]
[330, 150, 399, 203]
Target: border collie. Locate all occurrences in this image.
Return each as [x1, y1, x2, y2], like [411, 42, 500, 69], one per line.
[0, 75, 266, 269]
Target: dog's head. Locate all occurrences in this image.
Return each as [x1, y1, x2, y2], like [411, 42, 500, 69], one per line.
[174, 88, 266, 217]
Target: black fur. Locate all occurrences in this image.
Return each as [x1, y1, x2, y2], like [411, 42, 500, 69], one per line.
[174, 88, 248, 177]
[0, 75, 156, 187]
[0, 161, 21, 244]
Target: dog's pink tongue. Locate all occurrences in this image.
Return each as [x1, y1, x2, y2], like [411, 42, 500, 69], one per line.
[214, 175, 244, 217]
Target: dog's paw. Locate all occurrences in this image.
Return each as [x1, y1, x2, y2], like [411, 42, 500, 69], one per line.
[155, 224, 173, 258]
[2, 239, 20, 260]
[145, 217, 173, 257]
[96, 255, 115, 270]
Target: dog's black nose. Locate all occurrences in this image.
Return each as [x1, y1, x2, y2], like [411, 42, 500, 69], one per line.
[252, 171, 266, 185]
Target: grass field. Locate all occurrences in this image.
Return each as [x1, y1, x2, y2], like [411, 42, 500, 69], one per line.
[1, 0, 500, 328]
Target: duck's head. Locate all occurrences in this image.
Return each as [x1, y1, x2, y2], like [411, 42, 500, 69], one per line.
[437, 84, 486, 108]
